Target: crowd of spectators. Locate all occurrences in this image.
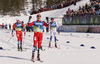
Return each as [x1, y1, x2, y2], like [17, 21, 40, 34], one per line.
[63, 0, 100, 17]
[1, 23, 11, 29]
[30, 0, 80, 15]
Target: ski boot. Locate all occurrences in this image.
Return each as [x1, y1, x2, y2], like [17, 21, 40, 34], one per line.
[37, 49, 40, 60]
[18, 45, 20, 51]
[31, 47, 36, 62]
[37, 49, 43, 62]
[37, 51, 43, 62]
[20, 42, 23, 51]
[49, 42, 51, 47]
[31, 53, 35, 62]
[41, 46, 43, 50]
[20, 44, 23, 51]
[37, 54, 40, 60]
[20, 45, 23, 51]
[55, 42, 57, 48]
[17, 42, 20, 51]
[32, 53, 34, 59]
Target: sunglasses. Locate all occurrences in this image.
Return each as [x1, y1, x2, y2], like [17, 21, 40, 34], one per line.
[37, 16, 41, 17]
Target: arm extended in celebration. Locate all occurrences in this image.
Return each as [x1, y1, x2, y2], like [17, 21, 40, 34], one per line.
[43, 21, 49, 27]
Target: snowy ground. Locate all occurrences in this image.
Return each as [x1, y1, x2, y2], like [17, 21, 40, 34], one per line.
[0, 0, 99, 64]
[0, 29, 100, 64]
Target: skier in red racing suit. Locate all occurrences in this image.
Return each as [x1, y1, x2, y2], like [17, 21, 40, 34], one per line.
[12, 19, 26, 51]
[28, 14, 49, 61]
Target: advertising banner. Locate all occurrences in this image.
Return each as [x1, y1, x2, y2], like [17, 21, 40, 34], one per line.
[63, 15, 100, 25]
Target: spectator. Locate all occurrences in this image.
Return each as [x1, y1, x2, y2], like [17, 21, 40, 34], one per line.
[2, 23, 4, 29]
[79, 6, 82, 10]
[5, 24, 7, 29]
[99, 2, 100, 9]
[30, 0, 81, 15]
[85, 3, 89, 11]
[95, 3, 99, 11]
[95, 10, 100, 15]
[9, 23, 11, 29]
[63, 0, 100, 22]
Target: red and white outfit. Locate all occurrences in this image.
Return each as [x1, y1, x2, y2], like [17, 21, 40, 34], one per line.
[29, 20, 49, 49]
[12, 21, 24, 42]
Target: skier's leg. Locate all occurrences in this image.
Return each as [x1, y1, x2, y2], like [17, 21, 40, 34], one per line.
[32, 32, 38, 59]
[37, 48, 41, 60]
[54, 31, 57, 47]
[41, 44, 43, 50]
[32, 46, 36, 59]
[17, 41, 20, 51]
[20, 31, 23, 42]
[20, 41, 22, 50]
[37, 33, 43, 60]
[16, 31, 20, 42]
[50, 36, 52, 42]
[20, 31, 23, 50]
[33, 32, 38, 47]
[54, 31, 57, 42]
[49, 36, 52, 47]
[38, 33, 43, 48]
[16, 31, 20, 50]
[49, 31, 53, 47]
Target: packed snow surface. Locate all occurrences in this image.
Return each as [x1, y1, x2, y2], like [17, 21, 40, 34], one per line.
[0, 29, 100, 64]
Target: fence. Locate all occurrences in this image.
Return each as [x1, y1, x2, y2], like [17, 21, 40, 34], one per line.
[62, 15, 100, 25]
[60, 25, 100, 33]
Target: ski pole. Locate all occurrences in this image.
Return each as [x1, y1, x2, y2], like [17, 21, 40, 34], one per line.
[23, 32, 26, 44]
[23, 35, 25, 44]
[7, 37, 13, 43]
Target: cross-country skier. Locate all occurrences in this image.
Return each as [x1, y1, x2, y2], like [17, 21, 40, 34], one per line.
[49, 18, 58, 48]
[12, 19, 26, 51]
[28, 14, 49, 61]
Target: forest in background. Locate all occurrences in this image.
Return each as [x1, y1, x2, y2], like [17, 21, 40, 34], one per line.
[0, 0, 78, 16]
[0, 0, 27, 16]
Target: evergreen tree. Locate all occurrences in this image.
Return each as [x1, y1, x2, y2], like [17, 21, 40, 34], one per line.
[0, 0, 27, 16]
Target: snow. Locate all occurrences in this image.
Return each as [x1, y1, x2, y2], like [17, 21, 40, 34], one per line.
[1, 0, 100, 64]
[0, 29, 100, 64]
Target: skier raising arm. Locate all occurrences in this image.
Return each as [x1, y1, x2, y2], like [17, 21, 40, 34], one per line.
[28, 14, 49, 61]
[12, 19, 26, 51]
[49, 18, 58, 48]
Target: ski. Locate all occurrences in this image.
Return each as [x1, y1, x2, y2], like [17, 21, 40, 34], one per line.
[55, 47, 60, 49]
[20, 49, 27, 52]
[48, 47, 60, 49]
[41, 49, 46, 51]
[31, 59, 43, 63]
[16, 49, 27, 52]
[31, 59, 35, 62]
[37, 60, 44, 62]
[48, 47, 53, 49]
